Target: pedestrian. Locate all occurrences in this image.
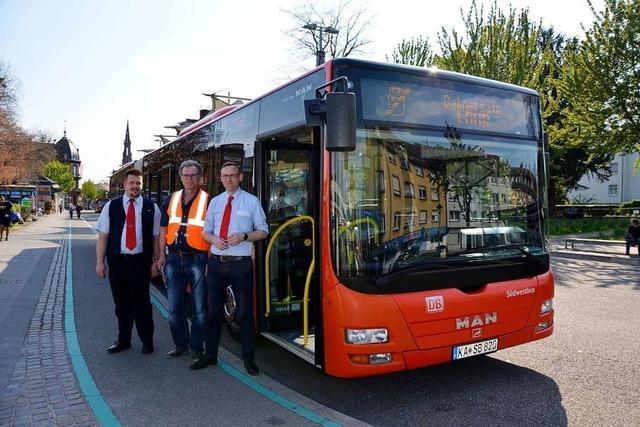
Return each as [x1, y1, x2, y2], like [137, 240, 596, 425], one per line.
[95, 168, 161, 355]
[625, 218, 640, 255]
[76, 203, 82, 219]
[0, 196, 12, 241]
[68, 203, 74, 219]
[190, 161, 268, 375]
[59, 202, 63, 213]
[156, 160, 211, 361]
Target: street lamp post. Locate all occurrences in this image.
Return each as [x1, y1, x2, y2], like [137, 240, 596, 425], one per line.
[303, 23, 339, 66]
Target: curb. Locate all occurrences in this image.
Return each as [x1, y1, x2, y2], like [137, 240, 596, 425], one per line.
[551, 250, 640, 266]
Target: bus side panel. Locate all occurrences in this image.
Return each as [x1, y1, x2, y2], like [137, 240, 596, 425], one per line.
[322, 284, 417, 378]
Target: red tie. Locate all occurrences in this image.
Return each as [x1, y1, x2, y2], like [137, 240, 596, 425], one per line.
[126, 199, 136, 250]
[219, 196, 234, 240]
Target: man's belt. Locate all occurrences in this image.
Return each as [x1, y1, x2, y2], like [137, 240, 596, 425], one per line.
[168, 249, 202, 257]
[211, 254, 251, 262]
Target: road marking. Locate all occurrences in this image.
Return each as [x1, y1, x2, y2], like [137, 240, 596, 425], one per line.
[149, 292, 341, 427]
[65, 221, 121, 426]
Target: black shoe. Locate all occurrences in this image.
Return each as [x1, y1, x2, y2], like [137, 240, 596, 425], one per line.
[191, 350, 203, 361]
[189, 355, 217, 370]
[244, 361, 259, 376]
[141, 344, 154, 354]
[107, 341, 131, 353]
[165, 348, 187, 359]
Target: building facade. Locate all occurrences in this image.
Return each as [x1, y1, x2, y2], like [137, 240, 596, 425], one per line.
[569, 152, 640, 204]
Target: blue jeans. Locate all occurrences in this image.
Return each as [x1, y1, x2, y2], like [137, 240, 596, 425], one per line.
[165, 252, 208, 352]
[204, 257, 254, 362]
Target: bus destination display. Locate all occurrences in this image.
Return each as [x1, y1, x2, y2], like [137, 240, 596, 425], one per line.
[361, 78, 538, 137]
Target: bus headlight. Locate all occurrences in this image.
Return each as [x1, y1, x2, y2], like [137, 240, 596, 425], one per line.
[540, 299, 553, 314]
[345, 328, 388, 344]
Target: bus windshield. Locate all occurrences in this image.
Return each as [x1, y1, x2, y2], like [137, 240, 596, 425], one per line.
[330, 125, 549, 293]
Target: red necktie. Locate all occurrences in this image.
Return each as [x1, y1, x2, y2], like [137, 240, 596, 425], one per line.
[126, 199, 136, 250]
[219, 196, 234, 240]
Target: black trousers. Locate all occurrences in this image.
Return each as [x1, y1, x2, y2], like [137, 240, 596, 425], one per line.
[204, 257, 254, 362]
[108, 254, 154, 345]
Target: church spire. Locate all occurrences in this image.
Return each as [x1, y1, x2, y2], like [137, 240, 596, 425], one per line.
[122, 120, 132, 164]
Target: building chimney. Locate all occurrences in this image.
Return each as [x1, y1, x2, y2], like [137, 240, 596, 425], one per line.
[199, 109, 210, 119]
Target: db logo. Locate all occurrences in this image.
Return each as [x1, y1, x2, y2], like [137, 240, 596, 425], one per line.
[426, 296, 444, 313]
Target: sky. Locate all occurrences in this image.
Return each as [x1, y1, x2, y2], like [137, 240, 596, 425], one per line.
[0, 0, 602, 183]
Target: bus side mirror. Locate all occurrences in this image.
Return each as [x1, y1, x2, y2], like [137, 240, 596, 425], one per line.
[305, 92, 356, 152]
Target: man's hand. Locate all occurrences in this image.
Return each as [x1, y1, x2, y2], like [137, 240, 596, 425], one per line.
[213, 235, 229, 251]
[96, 260, 107, 278]
[151, 262, 160, 278]
[156, 254, 166, 269]
[227, 232, 244, 247]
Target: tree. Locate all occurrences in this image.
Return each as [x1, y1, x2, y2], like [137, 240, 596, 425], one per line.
[388, 1, 615, 209]
[284, 0, 372, 64]
[43, 161, 75, 193]
[562, 0, 640, 159]
[387, 36, 435, 67]
[81, 180, 99, 201]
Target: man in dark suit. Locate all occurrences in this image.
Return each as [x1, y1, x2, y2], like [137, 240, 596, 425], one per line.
[95, 168, 161, 354]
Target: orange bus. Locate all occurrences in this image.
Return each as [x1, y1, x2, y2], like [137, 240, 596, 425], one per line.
[140, 58, 554, 378]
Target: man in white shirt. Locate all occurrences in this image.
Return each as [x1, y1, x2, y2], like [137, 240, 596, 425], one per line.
[191, 162, 268, 375]
[95, 169, 161, 355]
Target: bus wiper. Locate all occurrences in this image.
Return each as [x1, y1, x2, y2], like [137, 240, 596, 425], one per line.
[373, 260, 459, 286]
[459, 244, 547, 268]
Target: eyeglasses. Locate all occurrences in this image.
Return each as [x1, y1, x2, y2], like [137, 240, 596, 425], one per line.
[220, 173, 239, 179]
[180, 173, 200, 179]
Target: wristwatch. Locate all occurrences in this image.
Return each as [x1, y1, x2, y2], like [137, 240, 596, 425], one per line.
[243, 233, 248, 241]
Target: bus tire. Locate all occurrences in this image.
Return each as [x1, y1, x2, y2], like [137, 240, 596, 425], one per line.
[224, 286, 241, 342]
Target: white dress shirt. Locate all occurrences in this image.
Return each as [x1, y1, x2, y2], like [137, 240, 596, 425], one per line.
[96, 196, 161, 254]
[203, 189, 268, 256]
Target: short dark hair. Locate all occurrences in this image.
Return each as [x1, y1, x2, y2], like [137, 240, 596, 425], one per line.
[125, 168, 143, 178]
[220, 162, 241, 174]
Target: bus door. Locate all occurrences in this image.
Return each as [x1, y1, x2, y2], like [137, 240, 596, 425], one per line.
[261, 142, 316, 363]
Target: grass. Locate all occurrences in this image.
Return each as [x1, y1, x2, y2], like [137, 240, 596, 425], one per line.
[549, 217, 633, 240]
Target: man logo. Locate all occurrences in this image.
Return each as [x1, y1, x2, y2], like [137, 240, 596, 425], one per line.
[426, 296, 444, 313]
[472, 328, 483, 338]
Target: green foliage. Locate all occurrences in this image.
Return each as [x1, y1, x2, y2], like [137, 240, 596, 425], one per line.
[42, 161, 75, 193]
[549, 217, 630, 238]
[562, 0, 640, 156]
[621, 200, 640, 208]
[435, 0, 545, 88]
[387, 36, 434, 67]
[81, 180, 99, 201]
[44, 200, 53, 211]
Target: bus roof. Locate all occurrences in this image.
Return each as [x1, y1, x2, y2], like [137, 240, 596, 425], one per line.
[146, 57, 539, 157]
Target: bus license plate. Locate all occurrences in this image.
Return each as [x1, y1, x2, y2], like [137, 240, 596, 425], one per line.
[452, 339, 498, 360]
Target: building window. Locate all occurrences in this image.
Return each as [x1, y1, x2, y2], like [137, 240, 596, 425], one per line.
[415, 166, 424, 177]
[388, 153, 396, 165]
[399, 159, 410, 170]
[377, 170, 385, 193]
[419, 210, 427, 224]
[392, 176, 401, 196]
[610, 162, 618, 174]
[379, 214, 385, 234]
[404, 210, 415, 229]
[418, 186, 427, 200]
[393, 212, 401, 231]
[609, 184, 618, 196]
[431, 210, 440, 222]
[431, 188, 439, 201]
[404, 182, 415, 198]
[449, 210, 461, 222]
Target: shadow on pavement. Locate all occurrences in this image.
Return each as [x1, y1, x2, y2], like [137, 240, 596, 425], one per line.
[222, 332, 567, 427]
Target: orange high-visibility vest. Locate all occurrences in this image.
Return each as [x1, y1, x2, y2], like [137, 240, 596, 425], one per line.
[166, 189, 210, 251]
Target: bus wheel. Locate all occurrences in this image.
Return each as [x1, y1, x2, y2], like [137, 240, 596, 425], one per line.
[224, 286, 241, 342]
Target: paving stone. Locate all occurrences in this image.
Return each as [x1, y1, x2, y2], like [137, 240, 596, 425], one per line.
[0, 229, 98, 426]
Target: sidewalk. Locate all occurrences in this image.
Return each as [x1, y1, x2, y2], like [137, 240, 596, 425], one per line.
[0, 212, 367, 426]
[550, 234, 640, 266]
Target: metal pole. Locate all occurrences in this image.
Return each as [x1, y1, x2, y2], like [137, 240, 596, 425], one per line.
[316, 27, 324, 66]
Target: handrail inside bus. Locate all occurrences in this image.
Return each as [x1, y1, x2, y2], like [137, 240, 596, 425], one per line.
[264, 215, 315, 346]
[338, 218, 380, 265]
